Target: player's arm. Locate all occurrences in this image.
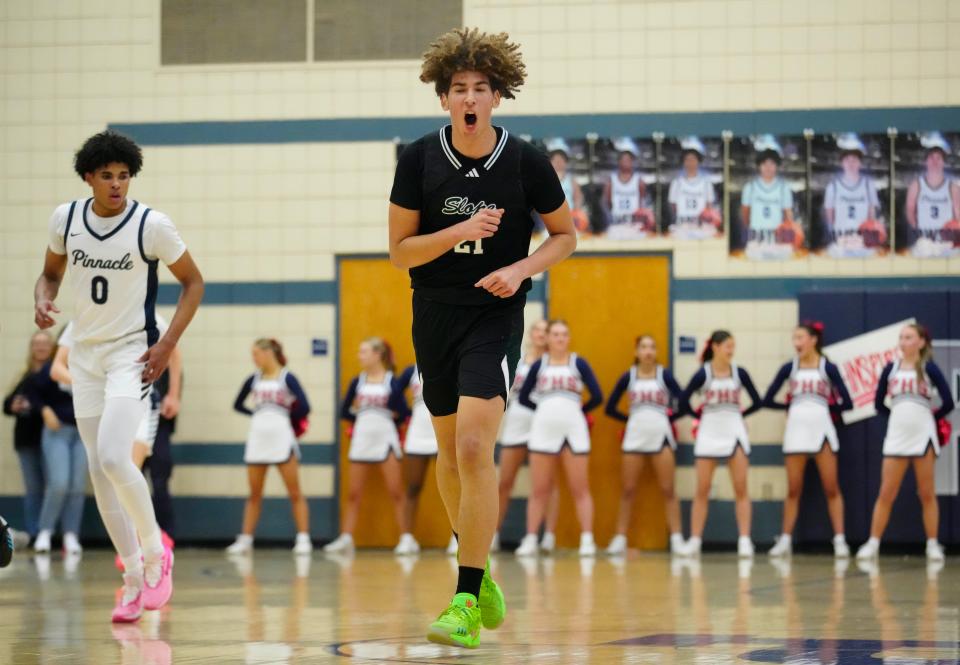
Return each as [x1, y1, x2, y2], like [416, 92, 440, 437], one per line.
[50, 345, 72, 385]
[388, 204, 503, 269]
[233, 375, 255, 415]
[905, 180, 919, 228]
[160, 345, 183, 418]
[825, 361, 853, 414]
[602, 178, 612, 209]
[782, 187, 795, 224]
[475, 202, 576, 298]
[34, 250, 67, 329]
[140, 251, 204, 383]
[950, 181, 960, 221]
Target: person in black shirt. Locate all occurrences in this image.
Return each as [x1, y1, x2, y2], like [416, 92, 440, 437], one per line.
[3, 331, 55, 545]
[389, 28, 576, 648]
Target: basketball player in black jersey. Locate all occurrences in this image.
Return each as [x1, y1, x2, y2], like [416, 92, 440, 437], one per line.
[389, 28, 576, 648]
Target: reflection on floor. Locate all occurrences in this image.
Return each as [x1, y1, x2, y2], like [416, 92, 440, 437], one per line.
[0, 548, 957, 664]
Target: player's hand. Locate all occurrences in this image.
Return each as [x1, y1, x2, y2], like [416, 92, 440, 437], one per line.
[457, 208, 503, 241]
[34, 300, 60, 329]
[160, 394, 181, 419]
[475, 264, 524, 298]
[138, 338, 174, 384]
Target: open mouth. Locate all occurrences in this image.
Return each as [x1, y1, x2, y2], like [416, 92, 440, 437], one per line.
[464, 112, 477, 126]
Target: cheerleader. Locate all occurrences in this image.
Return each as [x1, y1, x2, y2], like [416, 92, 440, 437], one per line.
[857, 324, 955, 561]
[495, 320, 560, 553]
[227, 339, 312, 555]
[763, 323, 854, 558]
[681, 330, 762, 558]
[394, 363, 434, 555]
[604, 335, 685, 555]
[515, 320, 603, 557]
[325, 338, 411, 554]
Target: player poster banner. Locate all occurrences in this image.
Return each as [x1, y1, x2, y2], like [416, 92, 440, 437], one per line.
[823, 318, 915, 424]
[728, 134, 808, 260]
[894, 131, 960, 258]
[809, 132, 891, 258]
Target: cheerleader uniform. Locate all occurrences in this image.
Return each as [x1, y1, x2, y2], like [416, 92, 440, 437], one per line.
[606, 365, 683, 453]
[499, 358, 535, 447]
[396, 365, 437, 456]
[682, 364, 762, 458]
[764, 357, 853, 455]
[518, 354, 603, 455]
[875, 360, 954, 458]
[234, 369, 310, 464]
[340, 372, 410, 463]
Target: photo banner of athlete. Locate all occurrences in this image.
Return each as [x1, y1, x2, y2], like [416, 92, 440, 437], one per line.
[822, 318, 915, 424]
[394, 129, 959, 259]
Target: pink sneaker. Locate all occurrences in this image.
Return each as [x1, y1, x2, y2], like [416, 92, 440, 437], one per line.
[142, 544, 174, 611]
[112, 580, 144, 623]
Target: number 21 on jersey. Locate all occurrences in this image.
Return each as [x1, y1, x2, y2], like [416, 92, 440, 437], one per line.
[454, 239, 484, 255]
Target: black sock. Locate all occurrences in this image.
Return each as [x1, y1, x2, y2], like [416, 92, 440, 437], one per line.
[455, 565, 484, 599]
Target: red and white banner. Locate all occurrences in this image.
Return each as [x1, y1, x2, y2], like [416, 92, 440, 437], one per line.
[823, 319, 914, 424]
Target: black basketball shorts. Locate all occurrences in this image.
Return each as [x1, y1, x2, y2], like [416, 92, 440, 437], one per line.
[412, 292, 525, 417]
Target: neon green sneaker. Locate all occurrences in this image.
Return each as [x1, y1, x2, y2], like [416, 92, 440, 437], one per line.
[427, 593, 482, 649]
[479, 558, 506, 629]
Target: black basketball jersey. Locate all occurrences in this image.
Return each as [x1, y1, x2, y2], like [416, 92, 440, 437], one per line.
[406, 126, 535, 305]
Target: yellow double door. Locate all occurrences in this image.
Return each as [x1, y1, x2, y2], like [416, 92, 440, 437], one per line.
[338, 254, 670, 549]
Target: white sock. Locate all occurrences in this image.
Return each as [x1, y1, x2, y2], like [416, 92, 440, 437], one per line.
[688, 536, 702, 546]
[779, 534, 792, 544]
[296, 532, 310, 541]
[581, 532, 594, 543]
[833, 533, 846, 542]
[122, 552, 144, 578]
[237, 534, 253, 545]
[927, 538, 939, 546]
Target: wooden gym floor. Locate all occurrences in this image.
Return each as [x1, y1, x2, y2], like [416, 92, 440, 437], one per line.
[1, 549, 957, 664]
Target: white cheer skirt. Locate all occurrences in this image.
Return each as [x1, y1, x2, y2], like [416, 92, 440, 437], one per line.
[622, 409, 676, 454]
[694, 409, 751, 458]
[245, 410, 299, 464]
[350, 411, 402, 463]
[500, 401, 534, 447]
[528, 397, 590, 455]
[783, 401, 839, 455]
[404, 402, 437, 456]
[883, 401, 940, 457]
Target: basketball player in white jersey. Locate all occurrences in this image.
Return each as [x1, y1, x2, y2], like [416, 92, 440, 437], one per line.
[33, 131, 204, 623]
[741, 135, 802, 257]
[823, 133, 885, 256]
[905, 132, 960, 258]
[603, 137, 654, 238]
[668, 136, 720, 239]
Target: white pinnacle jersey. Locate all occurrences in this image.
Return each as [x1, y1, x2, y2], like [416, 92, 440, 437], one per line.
[669, 174, 714, 223]
[917, 176, 952, 232]
[610, 172, 642, 223]
[826, 176, 877, 232]
[53, 198, 175, 346]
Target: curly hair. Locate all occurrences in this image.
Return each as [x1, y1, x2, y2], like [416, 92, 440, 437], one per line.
[74, 130, 143, 179]
[420, 28, 526, 99]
